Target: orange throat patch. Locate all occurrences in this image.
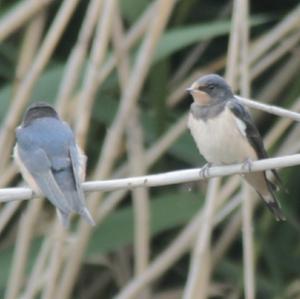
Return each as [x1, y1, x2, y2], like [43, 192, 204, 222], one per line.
[191, 90, 211, 106]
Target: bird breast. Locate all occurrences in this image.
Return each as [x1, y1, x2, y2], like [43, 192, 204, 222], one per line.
[188, 107, 257, 164]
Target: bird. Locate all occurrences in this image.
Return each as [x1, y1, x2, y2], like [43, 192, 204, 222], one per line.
[14, 102, 95, 228]
[186, 73, 285, 221]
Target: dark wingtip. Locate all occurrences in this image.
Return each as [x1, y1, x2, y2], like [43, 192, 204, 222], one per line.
[256, 190, 286, 222]
[81, 208, 96, 226]
[275, 214, 286, 222]
[266, 201, 286, 222]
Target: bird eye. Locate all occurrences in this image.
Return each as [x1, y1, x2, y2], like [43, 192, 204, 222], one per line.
[208, 84, 215, 90]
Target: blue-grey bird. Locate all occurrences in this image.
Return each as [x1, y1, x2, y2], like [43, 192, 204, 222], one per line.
[14, 102, 95, 227]
[187, 74, 285, 221]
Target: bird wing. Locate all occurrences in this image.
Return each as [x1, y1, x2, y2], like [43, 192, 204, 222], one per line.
[17, 145, 70, 213]
[69, 144, 84, 197]
[68, 144, 95, 225]
[227, 98, 282, 189]
[227, 99, 267, 159]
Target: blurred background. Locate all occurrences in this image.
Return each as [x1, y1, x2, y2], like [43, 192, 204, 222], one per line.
[1, 0, 300, 298]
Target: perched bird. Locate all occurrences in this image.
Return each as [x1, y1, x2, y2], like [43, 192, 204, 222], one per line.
[14, 102, 95, 227]
[187, 74, 285, 221]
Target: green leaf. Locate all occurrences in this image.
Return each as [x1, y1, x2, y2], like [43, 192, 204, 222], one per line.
[0, 191, 203, 291]
[0, 64, 65, 121]
[119, 0, 150, 24]
[153, 16, 270, 63]
[86, 190, 203, 256]
[0, 236, 43, 293]
[153, 21, 231, 62]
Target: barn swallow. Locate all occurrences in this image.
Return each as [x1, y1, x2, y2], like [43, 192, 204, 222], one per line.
[187, 74, 285, 221]
[14, 102, 95, 227]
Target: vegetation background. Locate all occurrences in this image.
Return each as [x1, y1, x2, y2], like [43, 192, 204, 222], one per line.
[0, 0, 300, 298]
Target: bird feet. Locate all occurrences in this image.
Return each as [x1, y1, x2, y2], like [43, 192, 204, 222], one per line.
[241, 158, 253, 173]
[199, 163, 212, 178]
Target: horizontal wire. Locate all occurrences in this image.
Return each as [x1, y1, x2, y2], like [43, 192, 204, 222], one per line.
[2, 154, 300, 202]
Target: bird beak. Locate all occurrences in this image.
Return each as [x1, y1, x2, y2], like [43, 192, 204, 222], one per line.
[186, 87, 194, 94]
[186, 83, 210, 105]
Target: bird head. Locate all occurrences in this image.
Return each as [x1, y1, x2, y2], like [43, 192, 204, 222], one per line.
[186, 74, 234, 106]
[22, 102, 59, 127]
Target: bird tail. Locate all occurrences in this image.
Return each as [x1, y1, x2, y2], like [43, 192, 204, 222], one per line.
[63, 189, 95, 226]
[256, 192, 286, 221]
[56, 207, 95, 227]
[244, 172, 286, 221]
[79, 207, 95, 226]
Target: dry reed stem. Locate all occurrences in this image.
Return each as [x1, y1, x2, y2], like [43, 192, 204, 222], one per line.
[5, 199, 43, 299]
[56, 0, 104, 116]
[112, 1, 130, 91]
[112, 74, 300, 298]
[210, 106, 300, 276]
[166, 56, 226, 107]
[276, 104, 300, 155]
[21, 238, 51, 299]
[113, 4, 151, 283]
[210, 120, 300, 299]
[75, 0, 115, 147]
[257, 53, 300, 104]
[113, 15, 298, 298]
[264, 101, 300, 148]
[210, 131, 300, 276]
[41, 1, 105, 291]
[0, 0, 53, 42]
[126, 109, 151, 279]
[170, 42, 212, 87]
[110, 113, 187, 181]
[93, 113, 234, 231]
[145, 115, 188, 166]
[167, 5, 300, 109]
[115, 209, 203, 299]
[0, 201, 21, 235]
[250, 3, 300, 64]
[251, 31, 300, 79]
[238, 0, 256, 298]
[239, 0, 250, 97]
[0, 0, 80, 171]
[96, 189, 126, 222]
[113, 4, 151, 292]
[114, 131, 287, 298]
[41, 224, 67, 299]
[0, 114, 187, 236]
[95, 1, 156, 87]
[93, 0, 175, 177]
[14, 12, 46, 90]
[0, 12, 46, 190]
[55, 2, 175, 298]
[1, 0, 82, 296]
[225, 0, 240, 88]
[242, 185, 255, 299]
[0, 163, 18, 187]
[95, 116, 188, 224]
[8, 125, 294, 299]
[2, 3, 300, 298]
[212, 212, 242, 265]
[114, 188, 245, 299]
[2, 81, 300, 211]
[170, 2, 231, 86]
[183, 178, 220, 299]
